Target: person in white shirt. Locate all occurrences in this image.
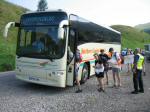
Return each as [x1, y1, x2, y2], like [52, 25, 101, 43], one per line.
[93, 53, 105, 92]
[108, 47, 122, 87]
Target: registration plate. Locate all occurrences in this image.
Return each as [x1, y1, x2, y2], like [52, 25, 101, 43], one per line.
[29, 76, 40, 81]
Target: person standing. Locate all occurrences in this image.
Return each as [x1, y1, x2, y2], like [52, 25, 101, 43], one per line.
[93, 53, 105, 92]
[126, 48, 133, 73]
[108, 47, 122, 87]
[131, 48, 145, 94]
[75, 49, 82, 93]
[99, 49, 110, 85]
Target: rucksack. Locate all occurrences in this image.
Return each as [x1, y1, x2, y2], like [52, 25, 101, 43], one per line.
[99, 54, 109, 64]
[114, 52, 124, 64]
[121, 50, 127, 56]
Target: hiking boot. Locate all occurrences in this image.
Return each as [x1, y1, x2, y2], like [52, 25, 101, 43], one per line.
[138, 90, 144, 93]
[113, 84, 117, 88]
[98, 88, 105, 92]
[131, 91, 138, 94]
[118, 83, 122, 87]
[75, 89, 82, 93]
[97, 88, 102, 92]
[101, 89, 105, 92]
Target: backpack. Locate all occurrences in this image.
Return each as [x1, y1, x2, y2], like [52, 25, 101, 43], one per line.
[99, 54, 109, 65]
[114, 52, 124, 64]
[121, 50, 127, 56]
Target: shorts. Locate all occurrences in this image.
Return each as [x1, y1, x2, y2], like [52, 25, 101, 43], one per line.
[112, 67, 121, 74]
[95, 72, 104, 78]
[75, 64, 79, 77]
[104, 66, 109, 72]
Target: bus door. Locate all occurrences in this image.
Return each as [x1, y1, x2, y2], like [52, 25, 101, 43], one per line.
[66, 29, 76, 86]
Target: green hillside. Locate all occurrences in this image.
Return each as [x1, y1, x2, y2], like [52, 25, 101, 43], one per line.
[111, 25, 150, 49]
[0, 0, 27, 71]
[135, 22, 150, 34]
[135, 22, 150, 30]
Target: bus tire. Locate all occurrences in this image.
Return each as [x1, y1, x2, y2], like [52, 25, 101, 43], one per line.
[81, 63, 89, 84]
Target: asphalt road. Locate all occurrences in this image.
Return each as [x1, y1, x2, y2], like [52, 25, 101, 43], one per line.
[0, 62, 150, 112]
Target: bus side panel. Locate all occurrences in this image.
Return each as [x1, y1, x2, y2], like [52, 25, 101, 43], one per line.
[77, 43, 121, 77]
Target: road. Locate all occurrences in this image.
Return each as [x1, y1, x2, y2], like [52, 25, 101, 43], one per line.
[0, 63, 150, 112]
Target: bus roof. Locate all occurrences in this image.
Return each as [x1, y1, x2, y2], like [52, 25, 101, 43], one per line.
[25, 9, 65, 14]
[23, 10, 121, 35]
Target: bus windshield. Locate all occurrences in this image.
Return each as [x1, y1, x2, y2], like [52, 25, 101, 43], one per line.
[17, 26, 66, 59]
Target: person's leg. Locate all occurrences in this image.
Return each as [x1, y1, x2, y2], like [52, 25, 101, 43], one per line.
[105, 71, 109, 85]
[132, 72, 138, 93]
[137, 70, 144, 92]
[112, 68, 117, 86]
[76, 77, 81, 90]
[97, 78, 100, 86]
[75, 64, 82, 93]
[97, 78, 105, 92]
[97, 77, 102, 92]
[127, 64, 129, 72]
[98, 78, 102, 88]
[100, 78, 104, 91]
[116, 69, 121, 87]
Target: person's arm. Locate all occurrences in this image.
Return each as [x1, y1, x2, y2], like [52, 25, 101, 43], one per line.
[116, 53, 121, 64]
[106, 53, 112, 60]
[142, 58, 145, 67]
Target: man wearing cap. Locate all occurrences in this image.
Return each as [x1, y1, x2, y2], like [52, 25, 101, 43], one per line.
[131, 48, 145, 94]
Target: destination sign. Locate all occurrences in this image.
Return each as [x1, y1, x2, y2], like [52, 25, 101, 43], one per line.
[20, 12, 67, 26]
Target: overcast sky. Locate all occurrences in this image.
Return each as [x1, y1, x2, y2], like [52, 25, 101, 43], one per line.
[6, 0, 150, 27]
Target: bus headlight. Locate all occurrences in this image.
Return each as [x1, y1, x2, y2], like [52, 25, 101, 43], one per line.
[50, 71, 64, 76]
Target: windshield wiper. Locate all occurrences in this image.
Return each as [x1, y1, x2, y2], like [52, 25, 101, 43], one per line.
[47, 56, 54, 62]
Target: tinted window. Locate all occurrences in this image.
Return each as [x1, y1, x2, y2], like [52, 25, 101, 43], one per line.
[78, 23, 121, 44]
[69, 15, 121, 44]
[17, 26, 66, 59]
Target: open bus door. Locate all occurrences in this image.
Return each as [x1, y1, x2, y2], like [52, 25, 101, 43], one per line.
[66, 28, 76, 86]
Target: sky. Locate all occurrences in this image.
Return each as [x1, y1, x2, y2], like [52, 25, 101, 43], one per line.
[6, 0, 150, 27]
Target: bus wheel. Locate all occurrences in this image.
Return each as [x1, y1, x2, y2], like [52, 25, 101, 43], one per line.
[81, 63, 89, 84]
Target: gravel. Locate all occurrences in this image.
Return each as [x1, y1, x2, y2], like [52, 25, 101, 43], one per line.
[0, 62, 150, 112]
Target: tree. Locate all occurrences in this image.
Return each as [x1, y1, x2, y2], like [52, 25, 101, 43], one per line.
[37, 0, 48, 11]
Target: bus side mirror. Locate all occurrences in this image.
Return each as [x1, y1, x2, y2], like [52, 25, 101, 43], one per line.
[3, 22, 20, 38]
[58, 28, 64, 39]
[58, 20, 69, 39]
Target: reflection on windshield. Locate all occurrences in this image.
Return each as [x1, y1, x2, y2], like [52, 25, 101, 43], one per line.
[17, 26, 66, 59]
